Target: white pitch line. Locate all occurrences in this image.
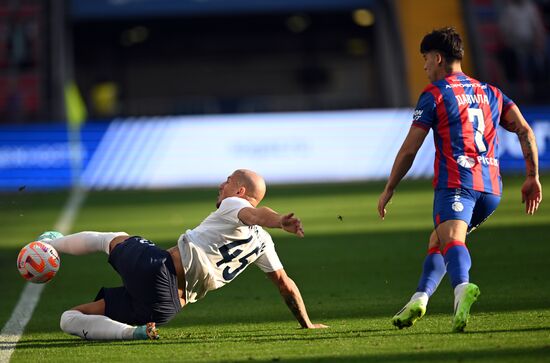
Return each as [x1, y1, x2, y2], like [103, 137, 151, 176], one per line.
[0, 186, 87, 363]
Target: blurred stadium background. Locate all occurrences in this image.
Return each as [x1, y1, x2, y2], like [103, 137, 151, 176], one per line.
[1, 2, 550, 362]
[0, 0, 549, 191]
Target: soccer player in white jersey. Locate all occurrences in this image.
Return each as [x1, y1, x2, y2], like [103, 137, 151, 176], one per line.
[43, 169, 327, 340]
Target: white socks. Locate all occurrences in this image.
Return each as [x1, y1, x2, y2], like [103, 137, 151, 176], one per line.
[453, 282, 469, 304]
[410, 292, 429, 305]
[60, 310, 135, 340]
[47, 231, 128, 255]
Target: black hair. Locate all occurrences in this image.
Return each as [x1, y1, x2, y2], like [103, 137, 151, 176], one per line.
[420, 27, 464, 62]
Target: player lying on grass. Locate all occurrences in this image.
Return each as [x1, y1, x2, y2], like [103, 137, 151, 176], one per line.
[41, 169, 327, 340]
[378, 27, 542, 332]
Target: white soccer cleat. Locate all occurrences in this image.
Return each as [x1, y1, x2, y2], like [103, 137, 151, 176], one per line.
[392, 297, 427, 329]
[452, 283, 480, 332]
[38, 231, 64, 242]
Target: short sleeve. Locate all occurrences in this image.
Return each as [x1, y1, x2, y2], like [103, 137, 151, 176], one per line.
[216, 197, 252, 224]
[254, 244, 283, 273]
[500, 89, 515, 116]
[253, 230, 283, 272]
[412, 91, 436, 131]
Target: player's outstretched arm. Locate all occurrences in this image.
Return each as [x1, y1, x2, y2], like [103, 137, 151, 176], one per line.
[378, 126, 428, 219]
[502, 105, 542, 215]
[267, 269, 328, 329]
[238, 207, 304, 237]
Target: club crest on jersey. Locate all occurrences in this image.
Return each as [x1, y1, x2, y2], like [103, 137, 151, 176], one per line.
[456, 155, 476, 169]
[452, 202, 464, 212]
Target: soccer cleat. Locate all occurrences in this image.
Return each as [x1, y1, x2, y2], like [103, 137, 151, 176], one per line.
[38, 231, 64, 242]
[452, 283, 480, 333]
[391, 299, 427, 329]
[133, 322, 159, 340]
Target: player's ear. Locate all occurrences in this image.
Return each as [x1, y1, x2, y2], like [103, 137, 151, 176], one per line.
[435, 52, 444, 66]
[236, 186, 246, 196]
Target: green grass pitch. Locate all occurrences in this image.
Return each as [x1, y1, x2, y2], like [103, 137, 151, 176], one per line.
[1, 174, 549, 362]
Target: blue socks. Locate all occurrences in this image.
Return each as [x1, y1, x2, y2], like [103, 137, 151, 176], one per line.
[416, 247, 446, 296]
[443, 241, 471, 288]
[414, 241, 472, 304]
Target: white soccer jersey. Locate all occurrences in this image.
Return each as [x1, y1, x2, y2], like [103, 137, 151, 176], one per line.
[177, 197, 283, 303]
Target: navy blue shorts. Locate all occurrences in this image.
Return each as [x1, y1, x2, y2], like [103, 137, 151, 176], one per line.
[95, 236, 181, 325]
[433, 188, 501, 233]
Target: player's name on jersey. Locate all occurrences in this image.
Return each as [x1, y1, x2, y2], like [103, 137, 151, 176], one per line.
[455, 94, 489, 106]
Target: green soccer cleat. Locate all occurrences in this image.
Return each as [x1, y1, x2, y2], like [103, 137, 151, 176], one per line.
[38, 231, 64, 242]
[133, 322, 159, 340]
[391, 299, 427, 329]
[452, 283, 480, 333]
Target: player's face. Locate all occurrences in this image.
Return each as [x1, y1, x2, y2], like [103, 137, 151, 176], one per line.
[423, 52, 441, 82]
[216, 174, 240, 207]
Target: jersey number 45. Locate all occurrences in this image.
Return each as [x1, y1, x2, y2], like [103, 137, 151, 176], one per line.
[216, 236, 261, 281]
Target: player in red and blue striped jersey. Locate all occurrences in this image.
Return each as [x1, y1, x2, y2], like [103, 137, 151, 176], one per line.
[378, 27, 542, 332]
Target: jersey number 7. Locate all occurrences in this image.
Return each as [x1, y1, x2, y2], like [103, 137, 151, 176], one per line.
[467, 108, 487, 153]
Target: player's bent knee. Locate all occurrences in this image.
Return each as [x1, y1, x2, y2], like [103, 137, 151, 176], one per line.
[428, 238, 440, 249]
[435, 220, 468, 244]
[60, 310, 78, 333]
[108, 233, 130, 253]
[111, 232, 129, 242]
[71, 299, 106, 316]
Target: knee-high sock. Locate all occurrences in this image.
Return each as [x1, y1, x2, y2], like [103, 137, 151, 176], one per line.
[47, 231, 128, 255]
[443, 241, 471, 288]
[416, 247, 446, 297]
[60, 310, 135, 340]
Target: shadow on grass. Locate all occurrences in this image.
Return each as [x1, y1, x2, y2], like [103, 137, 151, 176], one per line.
[469, 326, 550, 335]
[235, 346, 550, 363]
[10, 323, 550, 351]
[362, 325, 550, 338]
[9, 335, 338, 350]
[169, 223, 550, 327]
[10, 326, 387, 350]
[2, 223, 549, 333]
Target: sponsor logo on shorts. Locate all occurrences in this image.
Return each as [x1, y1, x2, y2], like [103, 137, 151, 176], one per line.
[452, 202, 464, 212]
[457, 155, 476, 168]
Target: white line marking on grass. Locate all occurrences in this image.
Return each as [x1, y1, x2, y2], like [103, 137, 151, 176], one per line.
[0, 284, 45, 358]
[0, 186, 88, 363]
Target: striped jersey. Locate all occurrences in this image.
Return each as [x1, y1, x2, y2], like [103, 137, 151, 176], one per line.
[412, 72, 514, 195]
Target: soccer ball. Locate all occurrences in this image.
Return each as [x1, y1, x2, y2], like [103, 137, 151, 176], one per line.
[17, 241, 60, 283]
